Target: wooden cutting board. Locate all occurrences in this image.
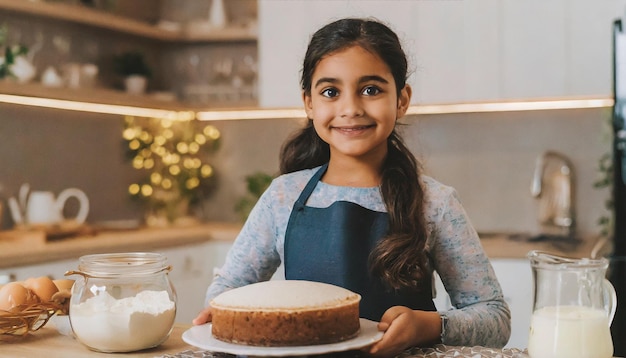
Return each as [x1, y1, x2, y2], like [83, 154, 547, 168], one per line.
[0, 229, 47, 246]
[0, 222, 96, 244]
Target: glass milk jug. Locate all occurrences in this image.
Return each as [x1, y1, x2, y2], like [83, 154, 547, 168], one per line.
[527, 250, 617, 358]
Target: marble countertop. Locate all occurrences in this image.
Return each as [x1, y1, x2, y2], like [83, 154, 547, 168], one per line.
[157, 345, 529, 358]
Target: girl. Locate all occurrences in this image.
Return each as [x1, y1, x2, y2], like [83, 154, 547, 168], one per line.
[194, 17, 511, 357]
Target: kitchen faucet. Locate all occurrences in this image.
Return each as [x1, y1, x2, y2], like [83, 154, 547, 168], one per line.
[531, 151, 576, 239]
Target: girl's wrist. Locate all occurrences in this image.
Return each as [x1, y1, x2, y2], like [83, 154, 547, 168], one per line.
[412, 310, 444, 346]
[430, 311, 444, 344]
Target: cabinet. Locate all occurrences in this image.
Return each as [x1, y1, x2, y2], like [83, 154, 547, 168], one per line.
[158, 240, 232, 323]
[432, 259, 532, 349]
[258, 0, 626, 108]
[0, 257, 78, 284]
[489, 259, 533, 349]
[0, 0, 258, 112]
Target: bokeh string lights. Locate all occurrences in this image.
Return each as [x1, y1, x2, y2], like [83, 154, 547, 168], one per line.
[122, 116, 221, 225]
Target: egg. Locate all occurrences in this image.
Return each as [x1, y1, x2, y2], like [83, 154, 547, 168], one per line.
[52, 279, 75, 292]
[23, 276, 59, 302]
[0, 282, 39, 311]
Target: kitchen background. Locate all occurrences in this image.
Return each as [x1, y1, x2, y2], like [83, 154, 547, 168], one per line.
[1, 0, 625, 349]
[0, 0, 622, 239]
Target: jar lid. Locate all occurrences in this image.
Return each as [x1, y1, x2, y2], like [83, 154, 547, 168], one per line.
[74, 252, 170, 278]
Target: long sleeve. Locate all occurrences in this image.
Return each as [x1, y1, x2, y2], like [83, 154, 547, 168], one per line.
[426, 183, 511, 347]
[204, 185, 282, 305]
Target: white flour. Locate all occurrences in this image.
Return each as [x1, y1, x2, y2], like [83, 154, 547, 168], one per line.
[70, 290, 176, 352]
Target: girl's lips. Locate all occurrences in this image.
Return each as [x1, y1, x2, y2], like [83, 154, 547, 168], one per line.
[332, 124, 376, 132]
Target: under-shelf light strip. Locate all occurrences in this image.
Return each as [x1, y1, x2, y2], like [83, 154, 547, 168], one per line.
[196, 97, 614, 120]
[406, 97, 614, 115]
[0, 93, 614, 120]
[0, 94, 192, 120]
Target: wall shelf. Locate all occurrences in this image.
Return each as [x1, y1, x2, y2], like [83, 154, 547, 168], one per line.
[0, 81, 258, 119]
[0, 0, 256, 43]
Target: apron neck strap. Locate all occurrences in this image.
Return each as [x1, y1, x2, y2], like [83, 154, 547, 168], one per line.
[294, 163, 328, 208]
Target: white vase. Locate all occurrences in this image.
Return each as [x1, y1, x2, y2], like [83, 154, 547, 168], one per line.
[209, 0, 227, 29]
[124, 75, 147, 95]
[11, 56, 37, 83]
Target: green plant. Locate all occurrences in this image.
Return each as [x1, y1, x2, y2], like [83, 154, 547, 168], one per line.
[594, 152, 614, 238]
[234, 172, 274, 221]
[593, 108, 615, 238]
[113, 51, 152, 78]
[0, 25, 28, 79]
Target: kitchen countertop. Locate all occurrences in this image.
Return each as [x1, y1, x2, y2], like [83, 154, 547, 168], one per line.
[0, 222, 604, 269]
[0, 323, 194, 358]
[0, 222, 241, 269]
[478, 232, 603, 260]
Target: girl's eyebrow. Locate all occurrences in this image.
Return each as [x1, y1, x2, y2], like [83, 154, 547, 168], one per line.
[314, 77, 338, 88]
[314, 75, 389, 88]
[359, 75, 389, 84]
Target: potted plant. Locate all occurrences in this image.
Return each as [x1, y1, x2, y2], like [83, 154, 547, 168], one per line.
[113, 51, 152, 95]
[234, 171, 273, 221]
[0, 25, 33, 82]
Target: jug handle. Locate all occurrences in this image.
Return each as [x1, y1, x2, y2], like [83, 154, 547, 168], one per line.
[56, 188, 90, 225]
[604, 278, 618, 325]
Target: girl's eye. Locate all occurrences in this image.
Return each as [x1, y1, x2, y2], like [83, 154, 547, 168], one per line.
[321, 88, 339, 98]
[362, 86, 381, 96]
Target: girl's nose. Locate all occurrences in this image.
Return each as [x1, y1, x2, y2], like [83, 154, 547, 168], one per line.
[339, 93, 364, 118]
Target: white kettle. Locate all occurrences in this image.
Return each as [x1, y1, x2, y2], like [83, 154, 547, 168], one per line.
[8, 184, 90, 226]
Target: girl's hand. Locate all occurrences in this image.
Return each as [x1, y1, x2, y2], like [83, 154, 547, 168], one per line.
[192, 306, 213, 325]
[367, 306, 442, 357]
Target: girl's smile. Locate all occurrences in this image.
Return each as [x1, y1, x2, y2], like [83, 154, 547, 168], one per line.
[330, 123, 376, 135]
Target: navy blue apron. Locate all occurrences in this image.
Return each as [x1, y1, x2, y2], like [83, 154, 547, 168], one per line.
[284, 164, 435, 321]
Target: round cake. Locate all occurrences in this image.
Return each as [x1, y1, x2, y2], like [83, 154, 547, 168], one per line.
[210, 280, 361, 346]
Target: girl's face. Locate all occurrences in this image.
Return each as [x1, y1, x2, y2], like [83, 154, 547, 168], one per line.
[303, 45, 411, 164]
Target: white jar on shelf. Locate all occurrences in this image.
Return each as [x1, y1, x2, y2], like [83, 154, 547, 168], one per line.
[209, 0, 227, 29]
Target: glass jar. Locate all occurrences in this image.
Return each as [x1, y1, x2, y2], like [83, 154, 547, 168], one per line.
[66, 252, 177, 353]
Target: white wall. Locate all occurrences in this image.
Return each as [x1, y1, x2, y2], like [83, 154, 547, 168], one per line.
[258, 0, 626, 107]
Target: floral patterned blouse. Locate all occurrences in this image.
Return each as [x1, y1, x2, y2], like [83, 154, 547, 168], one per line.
[204, 166, 511, 347]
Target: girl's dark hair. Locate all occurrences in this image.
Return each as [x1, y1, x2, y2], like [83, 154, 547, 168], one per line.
[279, 18, 430, 292]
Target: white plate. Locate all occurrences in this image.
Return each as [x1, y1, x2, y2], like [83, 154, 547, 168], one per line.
[182, 318, 383, 356]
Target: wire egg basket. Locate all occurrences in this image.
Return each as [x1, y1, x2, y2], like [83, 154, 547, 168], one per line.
[0, 290, 69, 337]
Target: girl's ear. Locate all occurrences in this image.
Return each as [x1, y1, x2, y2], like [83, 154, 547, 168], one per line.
[302, 91, 314, 118]
[396, 84, 412, 118]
